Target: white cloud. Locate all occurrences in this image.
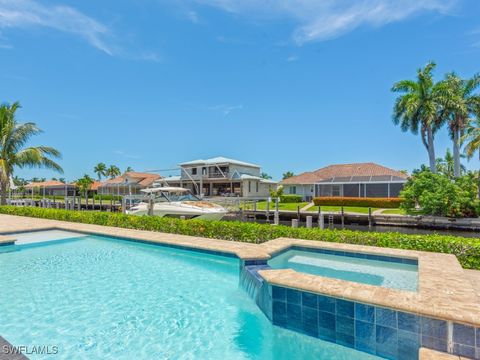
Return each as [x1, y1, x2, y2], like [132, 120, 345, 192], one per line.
[286, 55, 299, 62]
[192, 0, 457, 43]
[0, 0, 114, 54]
[208, 104, 243, 115]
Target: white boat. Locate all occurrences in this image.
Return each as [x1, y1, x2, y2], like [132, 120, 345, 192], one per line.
[126, 187, 227, 221]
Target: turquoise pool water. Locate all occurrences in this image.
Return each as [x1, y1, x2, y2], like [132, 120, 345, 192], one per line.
[268, 249, 418, 291]
[0, 234, 382, 359]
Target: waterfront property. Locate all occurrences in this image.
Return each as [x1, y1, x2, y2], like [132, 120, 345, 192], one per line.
[0, 214, 479, 360]
[166, 156, 276, 198]
[97, 172, 161, 195]
[24, 180, 76, 197]
[281, 163, 408, 201]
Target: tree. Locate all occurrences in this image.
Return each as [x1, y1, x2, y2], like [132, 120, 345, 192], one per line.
[443, 73, 480, 177]
[94, 163, 107, 180]
[260, 172, 272, 180]
[282, 171, 294, 180]
[106, 165, 121, 179]
[400, 169, 478, 218]
[125, 166, 134, 172]
[0, 102, 62, 204]
[463, 116, 480, 197]
[435, 149, 465, 179]
[392, 62, 447, 173]
[76, 174, 93, 199]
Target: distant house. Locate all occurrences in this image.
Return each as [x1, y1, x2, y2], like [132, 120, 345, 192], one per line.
[280, 163, 408, 201]
[25, 181, 76, 196]
[166, 156, 276, 198]
[97, 172, 162, 195]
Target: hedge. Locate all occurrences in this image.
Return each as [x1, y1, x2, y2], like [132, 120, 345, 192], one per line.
[313, 197, 402, 208]
[0, 206, 479, 269]
[93, 194, 122, 201]
[279, 195, 303, 203]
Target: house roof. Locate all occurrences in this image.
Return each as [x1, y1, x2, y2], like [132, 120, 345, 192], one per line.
[25, 181, 68, 188]
[99, 172, 161, 188]
[179, 156, 260, 168]
[240, 174, 277, 184]
[280, 163, 408, 185]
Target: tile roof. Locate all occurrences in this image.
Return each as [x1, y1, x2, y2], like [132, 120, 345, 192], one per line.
[99, 172, 161, 188]
[25, 181, 68, 188]
[280, 163, 408, 185]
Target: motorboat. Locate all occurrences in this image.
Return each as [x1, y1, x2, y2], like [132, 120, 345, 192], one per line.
[126, 187, 227, 220]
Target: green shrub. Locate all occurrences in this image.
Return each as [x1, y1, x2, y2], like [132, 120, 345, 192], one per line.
[1, 206, 479, 269]
[400, 170, 479, 218]
[279, 194, 303, 203]
[313, 197, 402, 208]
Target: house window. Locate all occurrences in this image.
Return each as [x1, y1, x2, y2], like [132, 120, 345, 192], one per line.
[202, 167, 207, 175]
[332, 185, 341, 196]
[191, 168, 197, 175]
[256, 182, 259, 193]
[290, 186, 296, 194]
[248, 181, 251, 192]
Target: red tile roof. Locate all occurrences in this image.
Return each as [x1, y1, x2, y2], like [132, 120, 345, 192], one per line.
[280, 163, 408, 185]
[25, 181, 67, 188]
[99, 172, 161, 188]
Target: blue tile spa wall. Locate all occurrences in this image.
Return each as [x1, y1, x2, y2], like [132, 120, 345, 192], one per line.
[270, 285, 480, 360]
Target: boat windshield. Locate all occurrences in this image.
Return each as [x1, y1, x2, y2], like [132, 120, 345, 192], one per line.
[154, 191, 200, 202]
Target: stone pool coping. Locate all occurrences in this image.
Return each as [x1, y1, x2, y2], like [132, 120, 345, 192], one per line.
[419, 347, 470, 359]
[0, 214, 479, 329]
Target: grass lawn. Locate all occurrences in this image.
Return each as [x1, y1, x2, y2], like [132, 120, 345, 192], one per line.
[306, 206, 379, 214]
[381, 208, 422, 215]
[242, 201, 309, 211]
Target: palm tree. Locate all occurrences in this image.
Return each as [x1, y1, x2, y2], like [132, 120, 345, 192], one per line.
[0, 102, 63, 204]
[260, 172, 272, 180]
[435, 149, 465, 179]
[106, 165, 121, 179]
[125, 166, 134, 172]
[443, 73, 480, 177]
[463, 116, 480, 197]
[282, 171, 294, 180]
[94, 163, 107, 180]
[391, 62, 447, 173]
[76, 174, 94, 200]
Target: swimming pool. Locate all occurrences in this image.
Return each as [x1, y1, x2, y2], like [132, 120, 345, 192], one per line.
[268, 248, 418, 291]
[0, 233, 381, 359]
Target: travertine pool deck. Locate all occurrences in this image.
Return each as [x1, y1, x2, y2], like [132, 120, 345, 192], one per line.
[0, 214, 479, 330]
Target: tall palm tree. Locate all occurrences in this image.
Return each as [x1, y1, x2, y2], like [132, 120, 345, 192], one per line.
[106, 165, 121, 179]
[443, 73, 480, 177]
[125, 166, 134, 173]
[0, 102, 63, 204]
[391, 62, 447, 173]
[94, 162, 107, 180]
[463, 116, 480, 197]
[261, 172, 272, 180]
[282, 171, 294, 180]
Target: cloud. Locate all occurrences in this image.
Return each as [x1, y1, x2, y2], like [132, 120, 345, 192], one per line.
[286, 55, 299, 62]
[208, 104, 243, 115]
[0, 0, 114, 54]
[114, 150, 140, 159]
[192, 0, 457, 44]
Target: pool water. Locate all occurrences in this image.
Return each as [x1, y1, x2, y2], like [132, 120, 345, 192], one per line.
[0, 235, 381, 360]
[268, 249, 418, 291]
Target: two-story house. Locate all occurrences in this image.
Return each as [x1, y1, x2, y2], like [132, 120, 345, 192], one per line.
[167, 157, 276, 198]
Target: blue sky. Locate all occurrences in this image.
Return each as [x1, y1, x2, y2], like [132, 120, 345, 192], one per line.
[1, 0, 480, 181]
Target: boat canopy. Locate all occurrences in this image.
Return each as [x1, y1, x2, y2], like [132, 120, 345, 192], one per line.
[141, 187, 190, 194]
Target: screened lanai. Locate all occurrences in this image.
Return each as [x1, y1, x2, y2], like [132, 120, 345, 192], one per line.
[314, 175, 407, 198]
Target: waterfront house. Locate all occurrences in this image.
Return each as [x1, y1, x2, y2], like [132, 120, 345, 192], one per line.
[25, 180, 76, 197]
[280, 163, 408, 201]
[97, 172, 161, 196]
[166, 156, 276, 198]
